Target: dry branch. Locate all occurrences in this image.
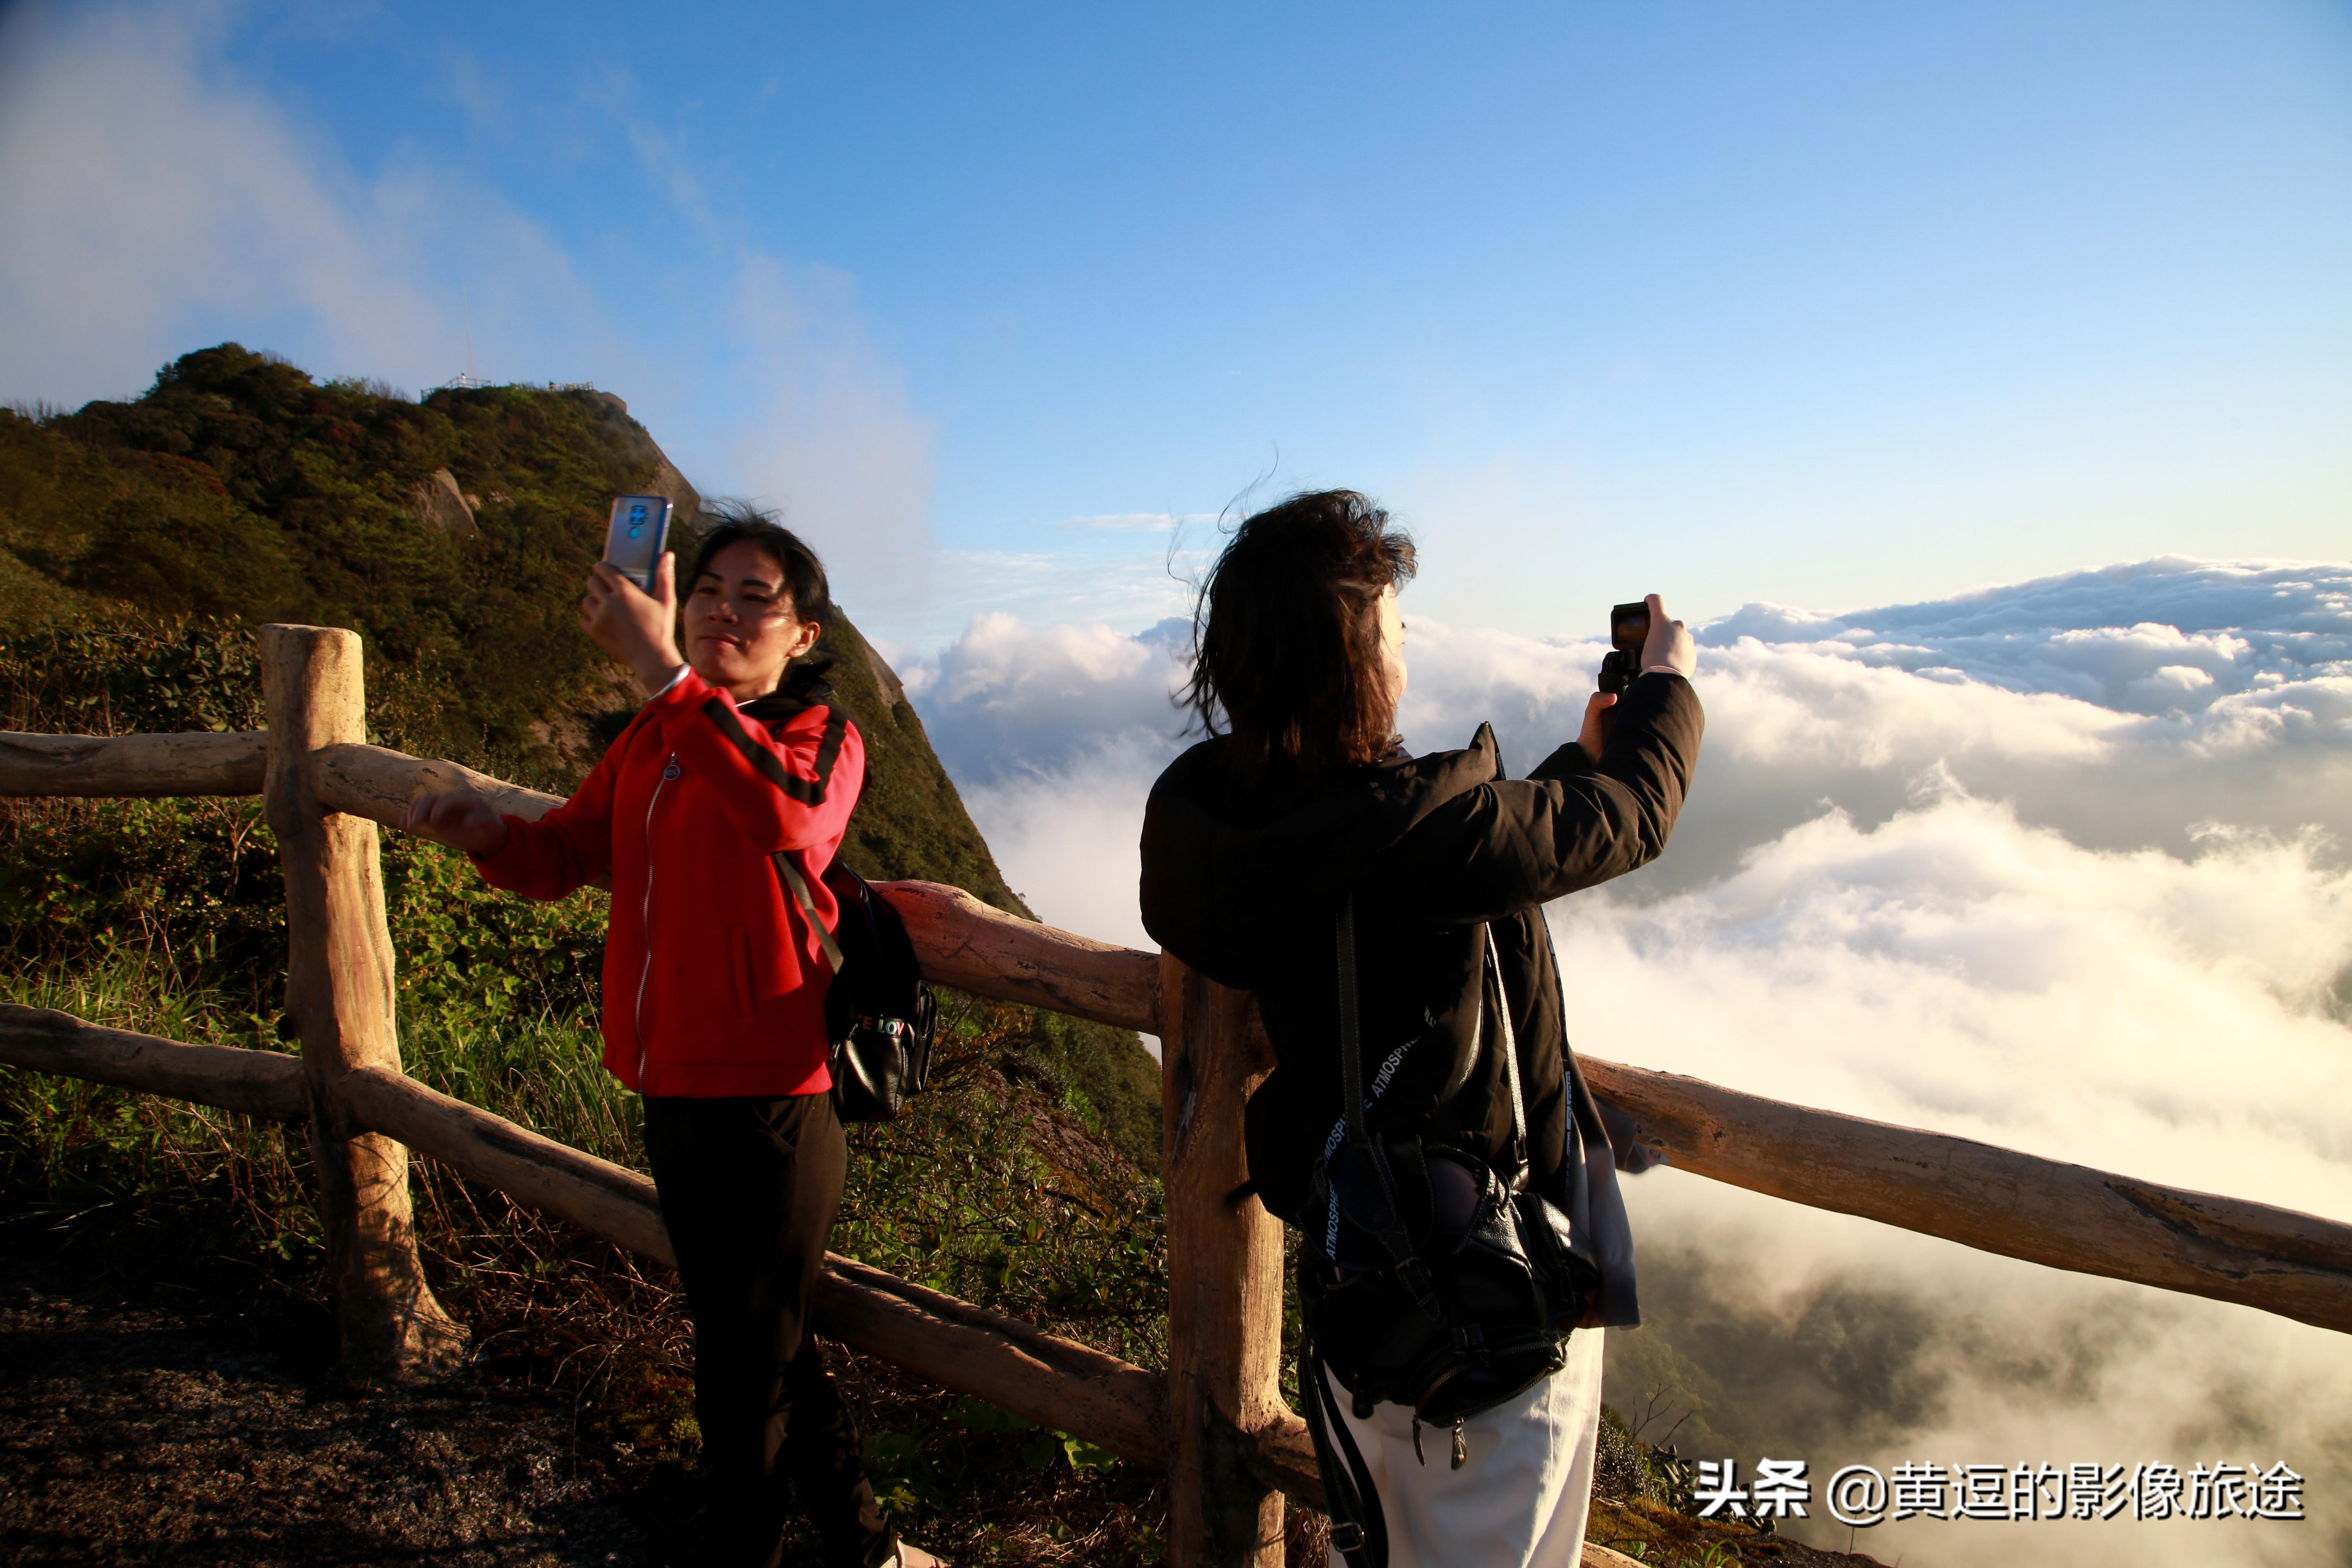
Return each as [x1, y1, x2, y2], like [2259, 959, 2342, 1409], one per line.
[1584, 1056, 2352, 1335]
[16, 711, 2348, 1346]
[1238, 1412, 1323, 1512]
[0, 1005, 304, 1121]
[307, 744, 1162, 1033]
[0, 730, 266, 797]
[877, 880, 1160, 1034]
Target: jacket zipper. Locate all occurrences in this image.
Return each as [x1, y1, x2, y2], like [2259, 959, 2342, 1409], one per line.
[635, 754, 680, 1084]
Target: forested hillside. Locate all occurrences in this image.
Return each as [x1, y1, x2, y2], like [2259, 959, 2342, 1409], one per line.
[1, 348, 1746, 1567]
[0, 344, 1158, 1165]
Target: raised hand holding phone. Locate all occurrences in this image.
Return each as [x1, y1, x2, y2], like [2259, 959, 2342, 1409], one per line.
[581, 552, 684, 695]
[603, 494, 672, 590]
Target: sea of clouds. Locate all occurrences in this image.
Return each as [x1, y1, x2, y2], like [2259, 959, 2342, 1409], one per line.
[902, 557, 2352, 1566]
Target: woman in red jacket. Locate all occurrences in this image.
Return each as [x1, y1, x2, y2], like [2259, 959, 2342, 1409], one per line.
[405, 506, 932, 1568]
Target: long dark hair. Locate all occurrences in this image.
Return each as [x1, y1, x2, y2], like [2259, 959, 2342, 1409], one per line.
[1183, 489, 1417, 785]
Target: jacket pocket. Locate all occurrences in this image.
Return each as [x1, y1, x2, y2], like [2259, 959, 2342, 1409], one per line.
[728, 925, 756, 1019]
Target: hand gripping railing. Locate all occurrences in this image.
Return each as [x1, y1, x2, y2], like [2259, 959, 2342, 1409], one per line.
[4, 623, 2349, 1568]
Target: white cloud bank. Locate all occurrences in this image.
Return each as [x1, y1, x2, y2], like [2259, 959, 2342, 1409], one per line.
[906, 556, 2352, 1564]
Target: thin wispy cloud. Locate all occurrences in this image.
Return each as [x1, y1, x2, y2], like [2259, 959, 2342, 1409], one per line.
[1054, 512, 1219, 533]
[0, 0, 941, 626]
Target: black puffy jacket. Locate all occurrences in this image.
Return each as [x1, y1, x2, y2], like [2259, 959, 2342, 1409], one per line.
[1138, 671, 1702, 1326]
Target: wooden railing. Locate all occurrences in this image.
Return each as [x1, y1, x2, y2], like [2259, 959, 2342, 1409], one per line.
[4, 622, 2350, 1568]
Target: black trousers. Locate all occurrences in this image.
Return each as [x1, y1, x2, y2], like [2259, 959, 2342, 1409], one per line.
[643, 1093, 894, 1568]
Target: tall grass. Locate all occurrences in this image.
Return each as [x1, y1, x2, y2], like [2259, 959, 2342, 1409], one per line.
[1, 953, 317, 1267]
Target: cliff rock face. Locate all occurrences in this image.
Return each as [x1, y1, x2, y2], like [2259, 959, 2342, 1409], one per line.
[410, 469, 480, 537]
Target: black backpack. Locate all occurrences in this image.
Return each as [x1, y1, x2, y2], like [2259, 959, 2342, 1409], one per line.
[1299, 903, 1597, 1568]
[771, 852, 938, 1123]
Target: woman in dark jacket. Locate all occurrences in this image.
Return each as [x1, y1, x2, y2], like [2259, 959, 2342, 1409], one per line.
[404, 506, 935, 1568]
[1138, 491, 1701, 1568]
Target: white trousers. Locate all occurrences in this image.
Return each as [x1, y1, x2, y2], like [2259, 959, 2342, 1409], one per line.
[1324, 1327, 1605, 1568]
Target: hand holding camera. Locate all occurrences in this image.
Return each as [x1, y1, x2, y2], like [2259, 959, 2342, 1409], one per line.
[1579, 593, 1693, 760]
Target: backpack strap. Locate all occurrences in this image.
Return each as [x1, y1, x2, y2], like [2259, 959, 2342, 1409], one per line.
[1336, 898, 1367, 1143]
[1333, 901, 1436, 1284]
[1485, 924, 1530, 1182]
[772, 849, 846, 975]
[1302, 1333, 1389, 1568]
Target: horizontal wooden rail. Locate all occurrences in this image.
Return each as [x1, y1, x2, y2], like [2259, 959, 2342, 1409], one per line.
[312, 742, 567, 826]
[1584, 1056, 2352, 1336]
[0, 729, 267, 797]
[9, 728, 2350, 1339]
[0, 1007, 1182, 1471]
[302, 740, 1162, 1032]
[875, 880, 1158, 1034]
[0, 1004, 306, 1120]
[334, 1062, 1171, 1460]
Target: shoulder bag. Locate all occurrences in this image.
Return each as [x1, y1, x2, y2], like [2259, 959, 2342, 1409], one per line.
[1298, 900, 1599, 1567]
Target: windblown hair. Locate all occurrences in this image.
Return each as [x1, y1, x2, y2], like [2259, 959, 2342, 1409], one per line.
[1183, 490, 1417, 785]
[687, 499, 836, 625]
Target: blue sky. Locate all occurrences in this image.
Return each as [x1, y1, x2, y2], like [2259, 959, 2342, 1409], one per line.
[2, 0, 2348, 648]
[6, 10, 2351, 1542]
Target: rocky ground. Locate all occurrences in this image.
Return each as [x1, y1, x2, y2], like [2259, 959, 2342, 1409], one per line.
[0, 1250, 688, 1567]
[0, 1242, 1883, 1568]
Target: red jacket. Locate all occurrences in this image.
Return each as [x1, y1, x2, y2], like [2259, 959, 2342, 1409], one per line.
[472, 666, 865, 1097]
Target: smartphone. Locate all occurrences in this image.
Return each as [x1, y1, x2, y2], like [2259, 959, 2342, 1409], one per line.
[603, 495, 673, 592]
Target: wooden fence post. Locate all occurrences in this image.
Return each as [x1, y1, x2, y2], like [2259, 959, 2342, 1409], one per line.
[1161, 955, 1287, 1567]
[261, 624, 464, 1379]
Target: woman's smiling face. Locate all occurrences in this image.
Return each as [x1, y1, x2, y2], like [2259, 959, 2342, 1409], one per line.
[684, 539, 822, 698]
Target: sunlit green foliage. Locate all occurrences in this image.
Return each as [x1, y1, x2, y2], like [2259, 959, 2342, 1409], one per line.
[0, 355, 1177, 1562]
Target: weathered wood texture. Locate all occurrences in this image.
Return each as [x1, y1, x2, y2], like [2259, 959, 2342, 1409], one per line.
[0, 1004, 305, 1121]
[0, 729, 266, 797]
[262, 625, 465, 1379]
[879, 880, 1161, 1034]
[14, 704, 2350, 1365]
[339, 1065, 674, 1264]
[815, 1254, 1167, 1467]
[337, 1064, 1169, 1460]
[1584, 1056, 2352, 1335]
[1238, 1413, 1323, 1514]
[1160, 958, 1287, 1567]
[310, 742, 566, 828]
